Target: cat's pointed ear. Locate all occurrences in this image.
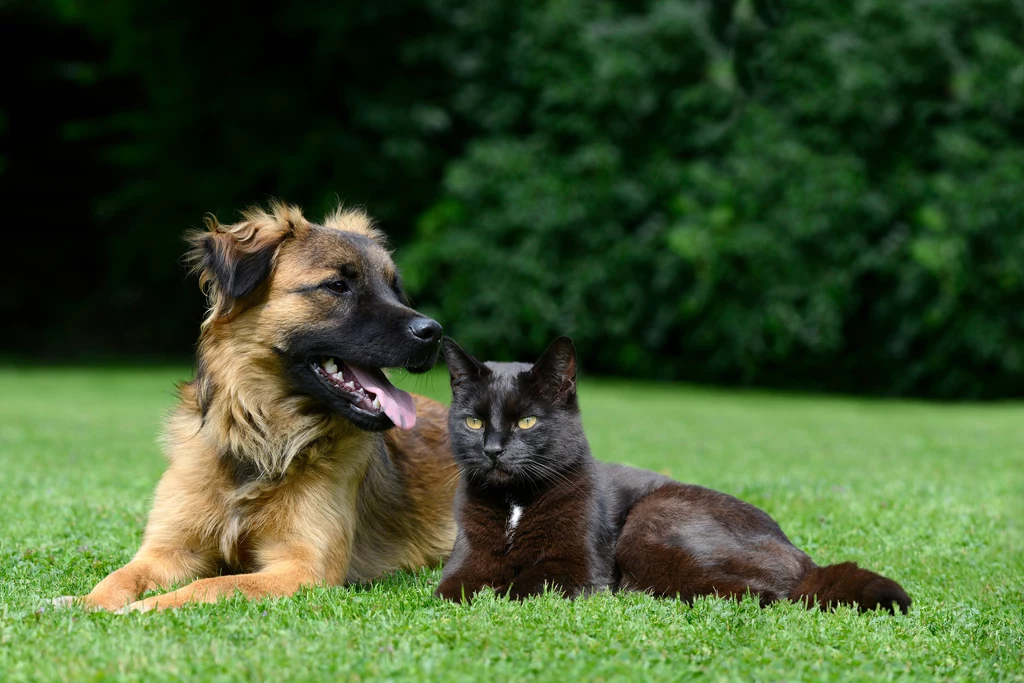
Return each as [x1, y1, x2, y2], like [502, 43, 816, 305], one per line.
[443, 337, 489, 388]
[531, 336, 577, 402]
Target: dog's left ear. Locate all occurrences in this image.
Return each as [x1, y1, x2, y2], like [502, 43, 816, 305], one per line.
[530, 336, 577, 402]
[187, 202, 306, 325]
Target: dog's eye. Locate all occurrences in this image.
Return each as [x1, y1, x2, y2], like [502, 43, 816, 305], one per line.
[517, 416, 537, 430]
[465, 417, 483, 430]
[324, 280, 350, 295]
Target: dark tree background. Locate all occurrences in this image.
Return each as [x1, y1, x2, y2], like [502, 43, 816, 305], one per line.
[3, 0, 1023, 398]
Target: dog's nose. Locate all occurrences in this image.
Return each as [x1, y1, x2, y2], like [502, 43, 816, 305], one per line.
[409, 317, 442, 344]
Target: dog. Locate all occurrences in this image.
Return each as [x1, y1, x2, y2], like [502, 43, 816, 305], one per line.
[53, 202, 457, 611]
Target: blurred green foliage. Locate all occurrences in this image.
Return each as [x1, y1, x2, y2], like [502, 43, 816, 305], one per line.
[402, 0, 1024, 398]
[3, 0, 1023, 397]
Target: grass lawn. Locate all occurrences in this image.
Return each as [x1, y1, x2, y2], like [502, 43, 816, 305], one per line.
[0, 365, 1021, 682]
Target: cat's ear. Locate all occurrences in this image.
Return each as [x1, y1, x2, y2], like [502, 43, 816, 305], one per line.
[530, 336, 577, 402]
[443, 337, 489, 388]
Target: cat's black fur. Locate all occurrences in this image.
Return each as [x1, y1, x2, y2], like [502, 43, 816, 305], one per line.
[436, 336, 911, 614]
[435, 337, 615, 600]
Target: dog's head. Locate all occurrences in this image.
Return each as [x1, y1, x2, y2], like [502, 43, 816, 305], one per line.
[188, 201, 441, 432]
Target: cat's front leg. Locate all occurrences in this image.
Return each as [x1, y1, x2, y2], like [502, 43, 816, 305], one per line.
[499, 560, 589, 600]
[435, 575, 490, 604]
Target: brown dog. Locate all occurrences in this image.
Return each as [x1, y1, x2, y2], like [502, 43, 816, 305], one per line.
[53, 202, 457, 611]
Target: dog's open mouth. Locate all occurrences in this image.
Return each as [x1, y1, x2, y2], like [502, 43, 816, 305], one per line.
[312, 358, 417, 429]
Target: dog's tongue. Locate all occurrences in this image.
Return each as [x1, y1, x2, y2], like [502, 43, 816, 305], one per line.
[348, 366, 417, 430]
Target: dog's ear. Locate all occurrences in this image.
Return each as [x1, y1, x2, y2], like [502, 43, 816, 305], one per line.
[530, 336, 577, 402]
[443, 337, 489, 388]
[187, 202, 306, 325]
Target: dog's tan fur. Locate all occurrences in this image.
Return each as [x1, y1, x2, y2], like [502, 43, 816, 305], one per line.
[56, 202, 456, 611]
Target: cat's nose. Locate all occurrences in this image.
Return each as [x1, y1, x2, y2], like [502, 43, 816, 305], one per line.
[484, 445, 505, 464]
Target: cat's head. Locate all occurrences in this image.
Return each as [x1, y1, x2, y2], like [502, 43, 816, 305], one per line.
[443, 336, 589, 490]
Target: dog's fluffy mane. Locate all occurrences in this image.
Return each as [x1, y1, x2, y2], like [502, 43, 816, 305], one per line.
[175, 201, 382, 483]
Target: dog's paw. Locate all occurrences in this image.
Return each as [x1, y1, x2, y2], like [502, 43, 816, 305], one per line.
[49, 595, 82, 609]
[116, 596, 163, 613]
[50, 593, 138, 612]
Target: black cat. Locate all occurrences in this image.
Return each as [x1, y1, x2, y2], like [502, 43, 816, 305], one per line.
[435, 337, 911, 613]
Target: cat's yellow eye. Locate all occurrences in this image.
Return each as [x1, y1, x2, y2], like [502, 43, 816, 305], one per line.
[465, 417, 484, 430]
[517, 416, 538, 430]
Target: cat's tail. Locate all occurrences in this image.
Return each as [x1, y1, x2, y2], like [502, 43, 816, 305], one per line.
[789, 562, 911, 614]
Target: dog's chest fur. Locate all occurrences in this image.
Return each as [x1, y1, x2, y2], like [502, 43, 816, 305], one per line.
[163, 398, 456, 582]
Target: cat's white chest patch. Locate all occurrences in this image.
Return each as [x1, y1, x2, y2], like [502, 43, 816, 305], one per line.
[508, 505, 523, 530]
[506, 504, 523, 541]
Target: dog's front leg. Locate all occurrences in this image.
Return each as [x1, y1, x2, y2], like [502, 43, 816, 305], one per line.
[53, 544, 214, 612]
[117, 565, 316, 612]
[121, 536, 353, 612]
[122, 477, 358, 612]
[53, 467, 221, 611]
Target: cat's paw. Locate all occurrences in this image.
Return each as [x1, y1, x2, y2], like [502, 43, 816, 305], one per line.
[435, 581, 474, 604]
[505, 587, 534, 601]
[502, 581, 551, 601]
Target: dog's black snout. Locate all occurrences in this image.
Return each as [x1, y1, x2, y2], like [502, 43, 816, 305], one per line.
[409, 317, 442, 344]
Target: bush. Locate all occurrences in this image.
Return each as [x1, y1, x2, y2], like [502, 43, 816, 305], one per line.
[402, 0, 1024, 398]
[3, 0, 464, 355]
[8, 0, 1022, 397]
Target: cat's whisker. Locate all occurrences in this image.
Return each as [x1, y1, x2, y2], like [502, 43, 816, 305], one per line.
[442, 468, 463, 490]
[522, 467, 571, 498]
[523, 460, 586, 495]
[545, 469, 585, 496]
[516, 466, 541, 497]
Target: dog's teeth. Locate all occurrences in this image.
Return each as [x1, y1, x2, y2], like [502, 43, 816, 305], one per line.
[372, 397, 381, 410]
[325, 359, 338, 374]
[344, 382, 355, 391]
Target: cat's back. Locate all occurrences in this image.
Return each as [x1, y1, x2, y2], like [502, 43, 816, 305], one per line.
[597, 462, 673, 530]
[598, 462, 797, 546]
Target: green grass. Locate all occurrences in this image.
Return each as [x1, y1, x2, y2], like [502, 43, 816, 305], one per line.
[1, 365, 1021, 682]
